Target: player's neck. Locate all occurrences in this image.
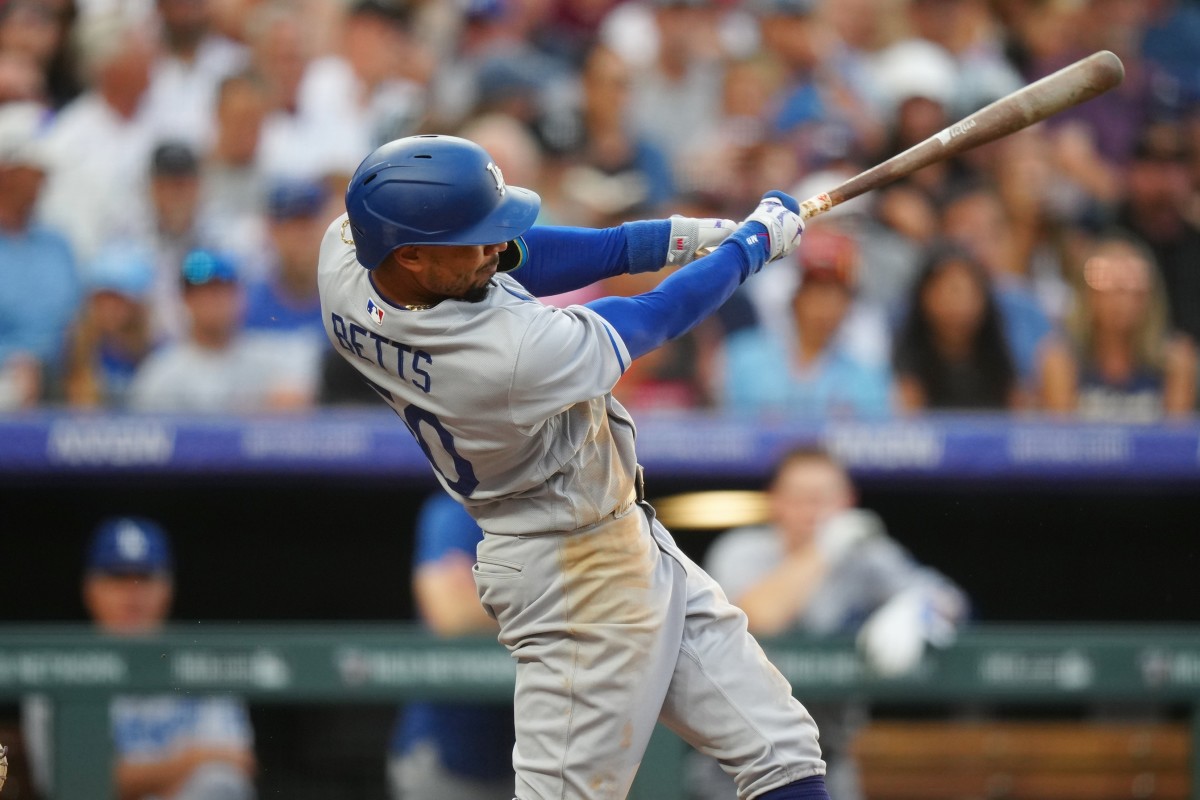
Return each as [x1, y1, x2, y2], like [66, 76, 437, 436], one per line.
[371, 262, 442, 310]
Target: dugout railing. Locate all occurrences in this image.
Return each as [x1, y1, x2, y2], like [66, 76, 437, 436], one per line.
[1, 625, 1198, 799]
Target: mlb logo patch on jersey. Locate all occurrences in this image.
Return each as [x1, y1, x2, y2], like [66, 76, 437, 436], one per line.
[366, 298, 385, 325]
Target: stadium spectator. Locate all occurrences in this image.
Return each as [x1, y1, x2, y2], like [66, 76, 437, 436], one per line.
[199, 70, 272, 270]
[143, 140, 214, 341]
[140, 0, 251, 150]
[940, 181, 1057, 389]
[753, 0, 882, 172]
[128, 247, 318, 412]
[903, 0, 1024, 117]
[1141, 0, 1200, 106]
[243, 0, 362, 183]
[696, 446, 969, 800]
[548, 42, 676, 227]
[336, 0, 429, 148]
[676, 54, 794, 217]
[0, 0, 81, 108]
[387, 491, 515, 800]
[63, 244, 158, 408]
[0, 101, 79, 409]
[866, 40, 972, 276]
[243, 177, 329, 339]
[0, 48, 48, 104]
[1115, 121, 1200, 346]
[720, 222, 894, 418]
[37, 10, 157, 263]
[424, 0, 572, 133]
[893, 241, 1021, 411]
[1038, 232, 1197, 420]
[22, 516, 257, 800]
[600, 0, 725, 189]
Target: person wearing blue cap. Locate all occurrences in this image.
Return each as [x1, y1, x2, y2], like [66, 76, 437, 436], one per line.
[63, 244, 160, 408]
[83, 516, 176, 634]
[128, 247, 318, 411]
[243, 178, 329, 338]
[22, 518, 258, 800]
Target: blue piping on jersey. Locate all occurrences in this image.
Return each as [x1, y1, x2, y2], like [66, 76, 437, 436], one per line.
[500, 282, 536, 303]
[600, 320, 628, 373]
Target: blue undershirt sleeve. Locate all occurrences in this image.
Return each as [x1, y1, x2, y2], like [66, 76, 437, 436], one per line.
[510, 221, 671, 297]
[585, 229, 765, 361]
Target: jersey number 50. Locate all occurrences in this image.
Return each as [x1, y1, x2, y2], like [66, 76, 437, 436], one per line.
[402, 404, 480, 496]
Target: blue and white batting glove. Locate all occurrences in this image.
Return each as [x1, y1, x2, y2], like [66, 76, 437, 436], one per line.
[722, 191, 805, 276]
[857, 586, 963, 678]
[666, 215, 738, 266]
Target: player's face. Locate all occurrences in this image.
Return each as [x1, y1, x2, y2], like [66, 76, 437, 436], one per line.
[84, 573, 173, 635]
[414, 242, 509, 303]
[769, 461, 854, 550]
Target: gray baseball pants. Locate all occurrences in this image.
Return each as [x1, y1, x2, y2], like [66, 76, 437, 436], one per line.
[474, 497, 825, 800]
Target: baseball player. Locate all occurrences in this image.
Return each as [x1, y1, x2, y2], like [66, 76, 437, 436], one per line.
[317, 135, 827, 800]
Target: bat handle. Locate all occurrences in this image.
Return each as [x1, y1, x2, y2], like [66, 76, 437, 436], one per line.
[799, 193, 837, 221]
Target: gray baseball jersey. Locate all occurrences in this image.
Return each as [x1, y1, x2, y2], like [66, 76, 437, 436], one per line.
[318, 214, 638, 535]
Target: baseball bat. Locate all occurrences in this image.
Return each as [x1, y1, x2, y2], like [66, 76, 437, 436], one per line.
[798, 49, 1126, 221]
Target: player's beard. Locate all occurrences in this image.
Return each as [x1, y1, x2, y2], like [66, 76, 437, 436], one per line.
[462, 283, 491, 303]
[461, 255, 500, 303]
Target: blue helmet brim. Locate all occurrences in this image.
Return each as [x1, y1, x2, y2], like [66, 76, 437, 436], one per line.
[355, 186, 541, 269]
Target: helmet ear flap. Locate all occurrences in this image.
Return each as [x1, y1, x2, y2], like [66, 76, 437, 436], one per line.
[497, 236, 528, 273]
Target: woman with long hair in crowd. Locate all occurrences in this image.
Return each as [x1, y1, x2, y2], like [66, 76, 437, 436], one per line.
[893, 241, 1020, 411]
[1038, 232, 1196, 420]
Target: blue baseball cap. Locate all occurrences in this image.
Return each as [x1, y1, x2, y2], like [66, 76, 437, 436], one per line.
[181, 248, 239, 287]
[267, 178, 328, 220]
[86, 517, 173, 575]
[86, 244, 155, 299]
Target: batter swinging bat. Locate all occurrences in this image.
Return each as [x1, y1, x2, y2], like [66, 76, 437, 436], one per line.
[798, 49, 1126, 221]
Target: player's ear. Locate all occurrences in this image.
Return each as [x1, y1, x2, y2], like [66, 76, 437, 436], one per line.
[391, 245, 426, 274]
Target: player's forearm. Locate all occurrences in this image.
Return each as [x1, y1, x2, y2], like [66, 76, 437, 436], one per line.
[514, 222, 670, 297]
[415, 568, 499, 636]
[115, 747, 251, 800]
[734, 557, 827, 636]
[586, 240, 755, 361]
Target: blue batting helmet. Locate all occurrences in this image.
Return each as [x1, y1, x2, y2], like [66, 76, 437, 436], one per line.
[344, 134, 541, 270]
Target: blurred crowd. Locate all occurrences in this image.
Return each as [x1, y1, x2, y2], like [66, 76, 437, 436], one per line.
[1, 0, 1198, 422]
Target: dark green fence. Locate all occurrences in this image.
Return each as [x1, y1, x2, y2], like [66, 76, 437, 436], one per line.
[2, 624, 1198, 799]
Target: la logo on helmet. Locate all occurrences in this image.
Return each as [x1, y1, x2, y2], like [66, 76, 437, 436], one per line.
[485, 162, 506, 196]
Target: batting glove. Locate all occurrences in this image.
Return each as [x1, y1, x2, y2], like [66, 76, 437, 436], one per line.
[857, 586, 963, 678]
[666, 215, 738, 266]
[722, 191, 805, 276]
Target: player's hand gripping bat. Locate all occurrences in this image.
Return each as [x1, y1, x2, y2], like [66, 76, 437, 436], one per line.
[798, 49, 1126, 221]
[0, 743, 9, 793]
